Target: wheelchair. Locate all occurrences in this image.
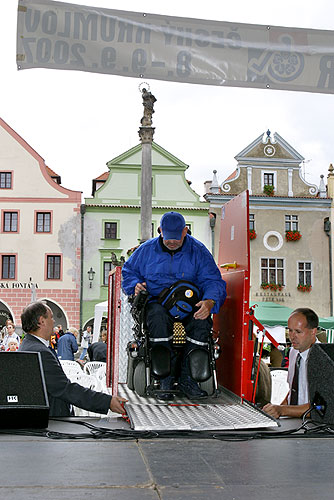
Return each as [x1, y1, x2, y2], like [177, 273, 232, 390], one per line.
[126, 290, 221, 399]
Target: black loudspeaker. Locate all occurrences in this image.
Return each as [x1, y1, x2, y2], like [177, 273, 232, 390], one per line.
[308, 343, 334, 425]
[0, 352, 49, 428]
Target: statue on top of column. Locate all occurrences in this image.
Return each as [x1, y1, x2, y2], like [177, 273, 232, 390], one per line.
[140, 88, 157, 127]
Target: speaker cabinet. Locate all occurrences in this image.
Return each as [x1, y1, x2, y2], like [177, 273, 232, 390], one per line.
[0, 352, 49, 428]
[308, 343, 334, 425]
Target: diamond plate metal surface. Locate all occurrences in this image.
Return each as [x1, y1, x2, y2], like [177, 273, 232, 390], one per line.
[119, 291, 134, 382]
[118, 383, 278, 431]
[125, 402, 277, 431]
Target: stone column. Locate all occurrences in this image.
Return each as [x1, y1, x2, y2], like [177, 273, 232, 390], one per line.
[138, 87, 156, 243]
[328, 164, 334, 315]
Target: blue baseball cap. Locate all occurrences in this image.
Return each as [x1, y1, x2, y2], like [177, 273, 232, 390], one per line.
[160, 212, 186, 240]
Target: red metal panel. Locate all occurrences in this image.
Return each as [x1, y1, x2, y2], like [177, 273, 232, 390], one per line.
[214, 191, 254, 400]
[107, 267, 122, 393]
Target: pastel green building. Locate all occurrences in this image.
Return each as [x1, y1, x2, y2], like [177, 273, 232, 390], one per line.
[82, 142, 211, 330]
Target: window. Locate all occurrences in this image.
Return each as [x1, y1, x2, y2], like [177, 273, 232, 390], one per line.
[261, 258, 284, 285]
[105, 222, 117, 239]
[103, 262, 114, 285]
[264, 173, 274, 186]
[47, 255, 61, 279]
[36, 212, 51, 233]
[249, 214, 255, 231]
[3, 212, 18, 232]
[1, 255, 16, 279]
[285, 215, 298, 231]
[0, 172, 12, 189]
[298, 262, 312, 286]
[185, 223, 192, 235]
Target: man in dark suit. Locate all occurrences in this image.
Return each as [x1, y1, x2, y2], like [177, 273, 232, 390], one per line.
[20, 301, 125, 417]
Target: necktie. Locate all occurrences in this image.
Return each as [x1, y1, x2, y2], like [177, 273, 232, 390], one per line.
[290, 353, 301, 405]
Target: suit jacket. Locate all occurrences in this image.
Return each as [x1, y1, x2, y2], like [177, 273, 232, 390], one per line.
[19, 333, 112, 417]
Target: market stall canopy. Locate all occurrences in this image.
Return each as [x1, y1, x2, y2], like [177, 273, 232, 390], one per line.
[250, 302, 294, 327]
[318, 316, 334, 329]
[251, 302, 334, 330]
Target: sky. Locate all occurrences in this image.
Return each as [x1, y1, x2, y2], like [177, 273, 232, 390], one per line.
[1, 0, 334, 199]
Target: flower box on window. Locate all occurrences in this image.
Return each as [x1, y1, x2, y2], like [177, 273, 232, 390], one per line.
[297, 283, 312, 292]
[261, 282, 284, 291]
[286, 230, 301, 242]
[249, 229, 257, 240]
[263, 184, 275, 196]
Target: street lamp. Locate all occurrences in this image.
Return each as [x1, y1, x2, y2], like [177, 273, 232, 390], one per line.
[87, 267, 95, 288]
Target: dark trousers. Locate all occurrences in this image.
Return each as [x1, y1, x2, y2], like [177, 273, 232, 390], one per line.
[146, 302, 212, 358]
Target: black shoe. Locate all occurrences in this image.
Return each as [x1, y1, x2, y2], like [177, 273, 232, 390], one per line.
[156, 375, 175, 401]
[179, 376, 208, 400]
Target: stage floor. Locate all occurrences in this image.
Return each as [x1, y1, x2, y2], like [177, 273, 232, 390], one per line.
[1, 387, 334, 500]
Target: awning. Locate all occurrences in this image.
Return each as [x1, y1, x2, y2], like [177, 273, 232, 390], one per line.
[251, 301, 334, 330]
[250, 302, 294, 327]
[92, 300, 108, 343]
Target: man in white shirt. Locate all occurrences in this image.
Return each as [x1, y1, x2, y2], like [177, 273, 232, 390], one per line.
[263, 308, 319, 419]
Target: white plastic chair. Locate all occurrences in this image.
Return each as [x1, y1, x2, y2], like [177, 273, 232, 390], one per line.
[72, 373, 106, 417]
[60, 360, 82, 369]
[60, 360, 83, 383]
[94, 365, 107, 388]
[84, 361, 106, 376]
[270, 369, 289, 405]
[75, 373, 102, 391]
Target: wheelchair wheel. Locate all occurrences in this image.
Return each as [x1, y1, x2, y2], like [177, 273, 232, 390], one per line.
[199, 375, 215, 396]
[133, 360, 147, 397]
[126, 356, 135, 390]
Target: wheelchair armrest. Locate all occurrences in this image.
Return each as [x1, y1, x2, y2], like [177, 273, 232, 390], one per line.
[131, 290, 149, 311]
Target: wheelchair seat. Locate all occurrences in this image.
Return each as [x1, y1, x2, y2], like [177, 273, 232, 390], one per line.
[126, 291, 220, 399]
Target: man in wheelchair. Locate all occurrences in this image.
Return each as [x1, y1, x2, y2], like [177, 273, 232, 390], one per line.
[122, 211, 226, 401]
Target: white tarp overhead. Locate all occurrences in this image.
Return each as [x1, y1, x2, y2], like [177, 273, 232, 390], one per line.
[253, 324, 286, 345]
[92, 300, 107, 343]
[17, 0, 334, 94]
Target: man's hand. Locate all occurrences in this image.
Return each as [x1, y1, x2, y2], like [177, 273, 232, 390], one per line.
[262, 403, 284, 419]
[193, 299, 215, 320]
[134, 282, 147, 296]
[110, 396, 128, 414]
[263, 401, 310, 419]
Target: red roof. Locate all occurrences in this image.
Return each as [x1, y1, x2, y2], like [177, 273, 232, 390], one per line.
[95, 172, 109, 181]
[223, 169, 237, 183]
[45, 165, 59, 177]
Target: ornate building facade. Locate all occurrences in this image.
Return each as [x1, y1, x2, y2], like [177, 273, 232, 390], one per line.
[0, 118, 81, 331]
[205, 131, 332, 317]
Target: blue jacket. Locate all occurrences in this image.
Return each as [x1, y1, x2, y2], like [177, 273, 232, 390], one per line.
[57, 332, 78, 361]
[122, 235, 226, 314]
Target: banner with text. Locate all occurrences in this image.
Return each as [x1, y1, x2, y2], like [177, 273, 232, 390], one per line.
[17, 0, 334, 94]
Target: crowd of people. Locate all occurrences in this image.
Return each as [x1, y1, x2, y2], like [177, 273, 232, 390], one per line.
[47, 323, 108, 363]
[0, 319, 21, 351]
[0, 317, 106, 363]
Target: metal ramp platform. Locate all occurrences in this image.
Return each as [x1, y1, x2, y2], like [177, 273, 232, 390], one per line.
[118, 384, 278, 432]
